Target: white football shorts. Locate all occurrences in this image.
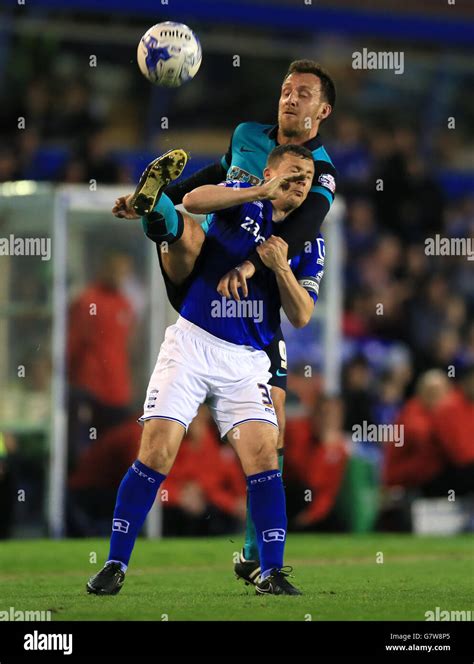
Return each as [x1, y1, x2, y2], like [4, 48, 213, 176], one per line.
[139, 316, 278, 438]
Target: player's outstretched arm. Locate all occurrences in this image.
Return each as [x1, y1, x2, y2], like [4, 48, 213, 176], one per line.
[183, 184, 256, 214]
[164, 161, 226, 205]
[183, 174, 303, 215]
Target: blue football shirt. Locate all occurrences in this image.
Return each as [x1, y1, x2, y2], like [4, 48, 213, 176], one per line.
[180, 181, 325, 350]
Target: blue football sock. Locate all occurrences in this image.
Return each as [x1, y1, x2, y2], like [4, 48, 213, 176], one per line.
[247, 468, 287, 579]
[243, 450, 284, 561]
[142, 193, 184, 244]
[107, 460, 166, 570]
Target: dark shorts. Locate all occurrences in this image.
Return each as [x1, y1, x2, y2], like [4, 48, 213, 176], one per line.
[157, 244, 194, 313]
[264, 326, 287, 391]
[158, 245, 288, 392]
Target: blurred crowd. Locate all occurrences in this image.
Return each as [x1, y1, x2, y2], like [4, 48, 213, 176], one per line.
[0, 79, 132, 185]
[57, 116, 474, 536]
[1, 31, 473, 538]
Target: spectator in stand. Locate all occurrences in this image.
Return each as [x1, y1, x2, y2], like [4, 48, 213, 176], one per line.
[369, 127, 403, 234]
[0, 146, 21, 182]
[383, 369, 451, 491]
[404, 243, 430, 287]
[285, 396, 348, 531]
[342, 355, 375, 432]
[444, 197, 470, 239]
[369, 126, 444, 241]
[81, 131, 122, 184]
[373, 370, 406, 430]
[67, 252, 135, 469]
[465, 322, 474, 365]
[49, 79, 102, 145]
[24, 79, 51, 139]
[408, 274, 452, 366]
[59, 130, 126, 185]
[384, 364, 473, 500]
[428, 364, 474, 496]
[430, 327, 464, 370]
[331, 114, 371, 186]
[60, 157, 88, 184]
[344, 197, 378, 257]
[343, 289, 372, 338]
[161, 407, 247, 536]
[59, 130, 133, 184]
[401, 154, 444, 241]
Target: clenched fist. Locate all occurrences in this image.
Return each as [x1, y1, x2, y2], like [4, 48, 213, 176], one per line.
[256, 235, 290, 273]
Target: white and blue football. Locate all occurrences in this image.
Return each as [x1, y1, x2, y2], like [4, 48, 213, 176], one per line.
[137, 21, 202, 88]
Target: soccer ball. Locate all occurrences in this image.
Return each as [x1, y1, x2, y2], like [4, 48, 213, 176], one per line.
[137, 21, 202, 88]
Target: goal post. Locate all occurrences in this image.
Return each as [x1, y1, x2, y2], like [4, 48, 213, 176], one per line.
[322, 195, 345, 397]
[46, 185, 172, 538]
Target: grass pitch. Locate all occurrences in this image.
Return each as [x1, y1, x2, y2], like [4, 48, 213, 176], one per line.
[0, 534, 472, 621]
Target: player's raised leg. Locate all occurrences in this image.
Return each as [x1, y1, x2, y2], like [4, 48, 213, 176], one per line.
[143, 192, 206, 284]
[113, 149, 206, 285]
[229, 420, 301, 596]
[86, 418, 184, 595]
